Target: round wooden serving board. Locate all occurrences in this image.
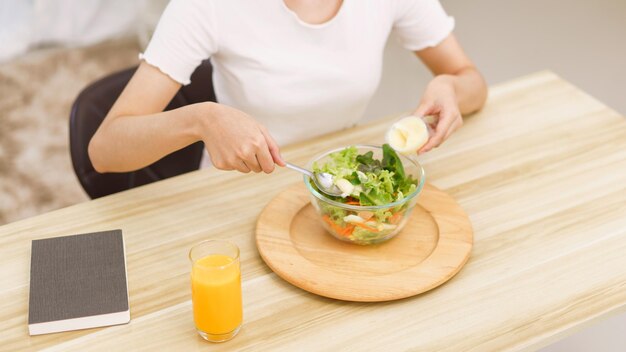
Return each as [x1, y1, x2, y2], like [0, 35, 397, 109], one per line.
[256, 183, 473, 302]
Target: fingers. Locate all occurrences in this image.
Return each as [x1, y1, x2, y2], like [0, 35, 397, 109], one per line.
[213, 156, 250, 173]
[423, 115, 439, 131]
[242, 157, 261, 173]
[240, 132, 274, 174]
[237, 161, 252, 173]
[260, 127, 285, 167]
[255, 141, 276, 173]
[444, 116, 463, 140]
[204, 105, 283, 174]
[413, 101, 438, 118]
[211, 157, 233, 171]
[418, 108, 461, 154]
[213, 133, 279, 174]
[244, 127, 280, 173]
[239, 142, 263, 173]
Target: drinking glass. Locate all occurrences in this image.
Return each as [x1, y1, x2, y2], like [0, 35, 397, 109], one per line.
[189, 240, 242, 342]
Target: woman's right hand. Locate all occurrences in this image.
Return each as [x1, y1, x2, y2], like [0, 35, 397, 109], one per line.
[201, 102, 285, 173]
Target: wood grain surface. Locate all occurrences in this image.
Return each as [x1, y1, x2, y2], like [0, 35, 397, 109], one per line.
[256, 183, 473, 302]
[0, 71, 625, 351]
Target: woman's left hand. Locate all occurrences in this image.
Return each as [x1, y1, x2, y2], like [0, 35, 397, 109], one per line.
[413, 74, 463, 154]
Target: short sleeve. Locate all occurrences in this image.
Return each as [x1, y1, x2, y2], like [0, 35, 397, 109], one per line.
[392, 0, 455, 51]
[139, 0, 218, 85]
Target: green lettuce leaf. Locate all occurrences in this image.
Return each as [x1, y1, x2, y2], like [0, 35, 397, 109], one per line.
[311, 144, 418, 207]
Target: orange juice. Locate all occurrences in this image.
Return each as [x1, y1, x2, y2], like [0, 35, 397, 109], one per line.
[191, 254, 242, 336]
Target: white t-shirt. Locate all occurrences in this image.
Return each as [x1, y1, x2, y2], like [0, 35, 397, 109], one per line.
[141, 0, 454, 168]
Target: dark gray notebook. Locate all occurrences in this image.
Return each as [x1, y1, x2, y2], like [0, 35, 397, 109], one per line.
[28, 230, 130, 335]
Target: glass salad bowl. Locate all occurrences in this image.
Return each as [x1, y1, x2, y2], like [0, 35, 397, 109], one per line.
[304, 145, 425, 245]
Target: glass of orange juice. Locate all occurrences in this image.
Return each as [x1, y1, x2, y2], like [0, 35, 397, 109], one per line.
[189, 240, 242, 342]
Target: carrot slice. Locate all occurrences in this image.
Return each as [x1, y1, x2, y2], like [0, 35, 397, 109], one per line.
[322, 215, 354, 237]
[389, 212, 403, 225]
[342, 225, 354, 237]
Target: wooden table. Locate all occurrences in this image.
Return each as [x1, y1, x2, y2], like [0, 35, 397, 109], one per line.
[2, 71, 625, 351]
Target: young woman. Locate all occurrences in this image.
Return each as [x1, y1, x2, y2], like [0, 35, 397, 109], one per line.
[89, 0, 487, 174]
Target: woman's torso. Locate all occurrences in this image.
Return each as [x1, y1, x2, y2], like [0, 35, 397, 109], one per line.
[209, 0, 393, 148]
[140, 0, 455, 168]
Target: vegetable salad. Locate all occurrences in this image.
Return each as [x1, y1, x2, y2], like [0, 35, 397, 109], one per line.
[311, 144, 418, 244]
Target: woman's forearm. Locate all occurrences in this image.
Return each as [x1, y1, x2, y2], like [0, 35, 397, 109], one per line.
[433, 67, 487, 115]
[88, 102, 210, 173]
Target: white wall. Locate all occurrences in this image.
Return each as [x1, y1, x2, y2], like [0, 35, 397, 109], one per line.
[0, 0, 140, 62]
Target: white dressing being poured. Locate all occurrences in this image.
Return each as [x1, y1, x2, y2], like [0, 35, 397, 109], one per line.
[385, 116, 430, 155]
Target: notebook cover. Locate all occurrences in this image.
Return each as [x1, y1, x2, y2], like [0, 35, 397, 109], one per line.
[28, 229, 130, 335]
